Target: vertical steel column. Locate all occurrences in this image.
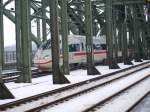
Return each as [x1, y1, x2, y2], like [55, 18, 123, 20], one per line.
[0, 0, 4, 69]
[122, 22, 133, 65]
[37, 18, 41, 40]
[122, 5, 133, 65]
[49, 0, 70, 84]
[85, 0, 100, 75]
[93, 21, 97, 36]
[142, 29, 149, 59]
[61, 0, 70, 74]
[133, 5, 142, 62]
[118, 24, 122, 52]
[128, 6, 134, 60]
[0, 1, 14, 96]
[15, 0, 22, 71]
[139, 5, 149, 60]
[128, 28, 134, 60]
[42, 0, 47, 42]
[112, 8, 118, 62]
[148, 16, 150, 57]
[0, 0, 2, 88]
[19, 0, 32, 83]
[105, 0, 119, 69]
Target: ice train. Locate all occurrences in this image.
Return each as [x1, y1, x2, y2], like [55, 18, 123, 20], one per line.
[33, 35, 109, 71]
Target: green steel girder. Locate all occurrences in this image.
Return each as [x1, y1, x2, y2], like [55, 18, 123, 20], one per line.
[105, 0, 119, 69]
[67, 0, 146, 6]
[49, 0, 70, 84]
[138, 5, 149, 59]
[85, 0, 100, 75]
[41, 0, 47, 41]
[0, 0, 14, 99]
[19, 0, 32, 83]
[0, 0, 4, 69]
[92, 0, 146, 5]
[3, 0, 13, 7]
[61, 0, 69, 74]
[15, 0, 22, 71]
[68, 6, 85, 34]
[113, 0, 146, 5]
[133, 4, 143, 62]
[92, 5, 105, 35]
[3, 9, 41, 46]
[92, 5, 104, 26]
[1, 0, 148, 44]
[3, 0, 47, 45]
[0, 0, 2, 71]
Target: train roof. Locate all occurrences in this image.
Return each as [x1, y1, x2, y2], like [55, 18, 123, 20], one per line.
[46, 35, 106, 45]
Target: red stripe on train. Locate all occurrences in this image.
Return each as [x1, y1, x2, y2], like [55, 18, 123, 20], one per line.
[34, 60, 52, 64]
[34, 50, 107, 65]
[74, 50, 107, 56]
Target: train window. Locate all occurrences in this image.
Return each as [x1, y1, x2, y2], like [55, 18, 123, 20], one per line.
[40, 39, 51, 50]
[101, 44, 107, 50]
[69, 44, 80, 52]
[93, 44, 102, 50]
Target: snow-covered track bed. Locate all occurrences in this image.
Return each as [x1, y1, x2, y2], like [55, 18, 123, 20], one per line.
[0, 61, 150, 112]
[2, 70, 50, 83]
[83, 74, 150, 112]
[1, 70, 21, 83]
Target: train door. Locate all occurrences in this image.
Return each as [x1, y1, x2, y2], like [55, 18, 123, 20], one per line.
[79, 42, 86, 63]
[69, 43, 81, 64]
[93, 39, 106, 62]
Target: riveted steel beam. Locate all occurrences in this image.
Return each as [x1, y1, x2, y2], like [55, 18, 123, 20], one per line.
[49, 0, 70, 84]
[41, 0, 47, 42]
[61, 0, 70, 74]
[133, 5, 143, 62]
[122, 5, 133, 65]
[17, 0, 32, 83]
[105, 0, 120, 69]
[0, 0, 14, 98]
[0, 0, 4, 69]
[85, 0, 100, 75]
[3, 8, 41, 46]
[15, 0, 22, 71]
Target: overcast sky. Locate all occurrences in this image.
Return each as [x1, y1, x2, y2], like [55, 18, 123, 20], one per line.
[4, 16, 16, 46]
[3, 15, 39, 47]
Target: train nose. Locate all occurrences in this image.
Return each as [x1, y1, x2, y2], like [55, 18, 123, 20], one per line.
[43, 55, 50, 60]
[34, 50, 42, 60]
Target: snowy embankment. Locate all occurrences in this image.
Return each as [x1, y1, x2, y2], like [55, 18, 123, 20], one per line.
[41, 68, 150, 112]
[0, 61, 148, 106]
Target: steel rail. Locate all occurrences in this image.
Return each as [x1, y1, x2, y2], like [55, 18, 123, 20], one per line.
[0, 61, 150, 111]
[82, 76, 150, 112]
[26, 72, 150, 112]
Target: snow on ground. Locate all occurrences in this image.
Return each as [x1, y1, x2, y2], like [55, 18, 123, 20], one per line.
[96, 76, 150, 112]
[0, 60, 148, 105]
[41, 68, 150, 112]
[131, 94, 150, 112]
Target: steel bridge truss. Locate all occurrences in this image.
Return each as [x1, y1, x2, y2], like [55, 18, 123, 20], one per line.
[0, 0, 150, 99]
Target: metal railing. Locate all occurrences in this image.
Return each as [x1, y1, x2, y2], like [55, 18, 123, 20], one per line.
[4, 51, 36, 64]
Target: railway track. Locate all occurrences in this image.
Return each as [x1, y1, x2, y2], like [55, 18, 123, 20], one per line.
[0, 61, 150, 112]
[82, 76, 150, 112]
[1, 69, 50, 83]
[1, 64, 83, 83]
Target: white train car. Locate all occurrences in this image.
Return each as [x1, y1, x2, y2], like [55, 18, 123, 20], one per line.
[33, 35, 107, 71]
